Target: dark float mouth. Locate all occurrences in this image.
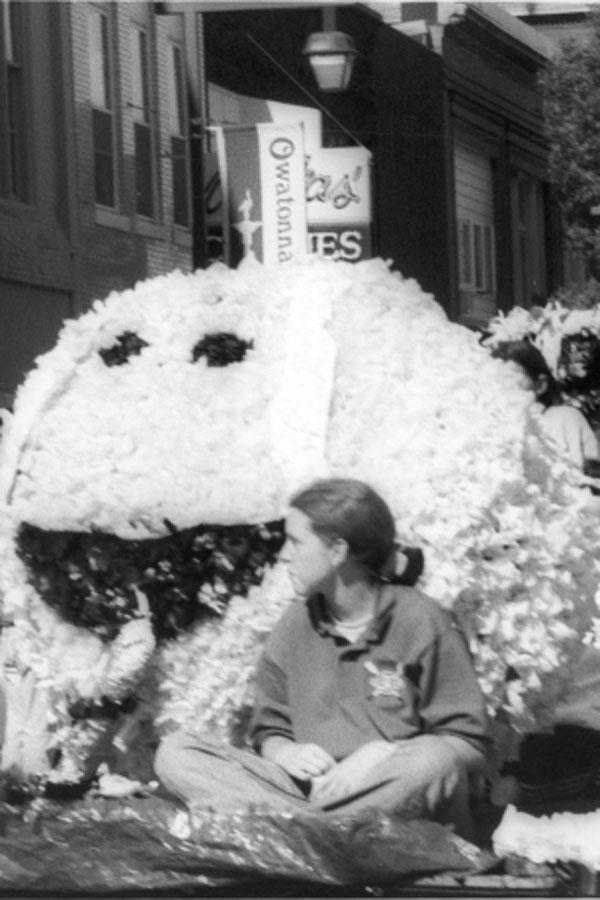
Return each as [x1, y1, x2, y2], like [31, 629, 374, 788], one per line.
[16, 520, 285, 644]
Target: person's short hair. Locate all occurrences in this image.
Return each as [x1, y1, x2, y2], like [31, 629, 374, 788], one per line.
[289, 478, 396, 578]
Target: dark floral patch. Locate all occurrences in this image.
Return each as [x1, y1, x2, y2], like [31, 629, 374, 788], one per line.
[0, 769, 102, 805]
[192, 332, 254, 367]
[0, 771, 46, 805]
[98, 332, 149, 367]
[16, 520, 285, 643]
[68, 695, 138, 721]
[44, 778, 94, 802]
[505, 665, 520, 682]
[558, 332, 600, 389]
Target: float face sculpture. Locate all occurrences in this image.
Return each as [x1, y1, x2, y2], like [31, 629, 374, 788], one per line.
[1, 257, 599, 779]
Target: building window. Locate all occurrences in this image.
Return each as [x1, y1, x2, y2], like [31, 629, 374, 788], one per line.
[131, 26, 154, 218]
[458, 220, 472, 286]
[458, 217, 495, 293]
[0, 0, 29, 201]
[167, 43, 189, 227]
[89, 6, 115, 208]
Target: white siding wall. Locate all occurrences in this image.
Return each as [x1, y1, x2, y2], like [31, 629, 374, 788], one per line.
[455, 142, 493, 221]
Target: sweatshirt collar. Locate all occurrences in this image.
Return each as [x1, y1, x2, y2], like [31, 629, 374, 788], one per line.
[307, 584, 396, 644]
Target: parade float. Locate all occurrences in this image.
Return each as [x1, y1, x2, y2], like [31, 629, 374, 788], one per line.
[0, 256, 600, 890]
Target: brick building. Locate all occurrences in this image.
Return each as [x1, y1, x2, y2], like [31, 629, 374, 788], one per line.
[0, 1, 194, 406]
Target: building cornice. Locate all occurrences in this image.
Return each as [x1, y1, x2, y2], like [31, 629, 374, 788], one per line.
[453, 3, 553, 63]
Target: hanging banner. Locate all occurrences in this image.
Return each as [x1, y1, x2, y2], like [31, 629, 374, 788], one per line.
[305, 147, 372, 262]
[213, 123, 307, 267]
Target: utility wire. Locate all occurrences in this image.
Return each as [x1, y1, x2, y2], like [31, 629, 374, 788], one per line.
[244, 32, 368, 151]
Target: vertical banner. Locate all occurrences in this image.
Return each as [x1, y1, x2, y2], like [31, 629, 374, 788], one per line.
[213, 123, 307, 267]
[305, 147, 372, 261]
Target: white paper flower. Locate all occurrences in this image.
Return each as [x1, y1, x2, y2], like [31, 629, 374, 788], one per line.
[494, 804, 600, 869]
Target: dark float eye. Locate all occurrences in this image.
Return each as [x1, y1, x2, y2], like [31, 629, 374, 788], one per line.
[99, 331, 149, 367]
[192, 332, 254, 367]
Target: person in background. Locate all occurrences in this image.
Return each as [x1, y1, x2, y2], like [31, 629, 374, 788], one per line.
[496, 340, 598, 471]
[155, 478, 490, 838]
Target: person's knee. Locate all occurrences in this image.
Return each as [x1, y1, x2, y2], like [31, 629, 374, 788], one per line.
[390, 737, 470, 812]
[381, 737, 476, 835]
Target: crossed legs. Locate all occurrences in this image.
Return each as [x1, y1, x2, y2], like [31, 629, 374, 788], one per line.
[155, 730, 479, 838]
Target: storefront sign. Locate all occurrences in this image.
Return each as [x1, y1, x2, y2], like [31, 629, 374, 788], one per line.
[207, 100, 372, 264]
[308, 226, 371, 261]
[305, 147, 372, 261]
[212, 123, 307, 266]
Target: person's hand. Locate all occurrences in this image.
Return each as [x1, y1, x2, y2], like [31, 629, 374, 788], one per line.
[310, 740, 396, 807]
[268, 740, 336, 782]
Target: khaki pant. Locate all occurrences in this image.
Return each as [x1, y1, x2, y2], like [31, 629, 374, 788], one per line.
[154, 731, 478, 839]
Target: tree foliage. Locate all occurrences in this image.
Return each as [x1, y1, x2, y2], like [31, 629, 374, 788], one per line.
[540, 10, 600, 272]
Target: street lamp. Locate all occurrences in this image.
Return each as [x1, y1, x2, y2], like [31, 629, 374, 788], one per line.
[302, 31, 357, 92]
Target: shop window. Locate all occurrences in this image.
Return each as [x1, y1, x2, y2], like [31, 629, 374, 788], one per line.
[167, 43, 189, 227]
[131, 26, 154, 219]
[89, 6, 115, 208]
[0, 0, 29, 201]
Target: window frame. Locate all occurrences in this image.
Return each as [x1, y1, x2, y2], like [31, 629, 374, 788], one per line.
[130, 23, 155, 219]
[167, 41, 190, 228]
[0, 0, 30, 202]
[457, 215, 496, 295]
[89, 4, 117, 210]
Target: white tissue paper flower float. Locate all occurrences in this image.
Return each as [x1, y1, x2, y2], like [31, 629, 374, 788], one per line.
[484, 301, 600, 377]
[493, 803, 600, 870]
[1, 255, 599, 781]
